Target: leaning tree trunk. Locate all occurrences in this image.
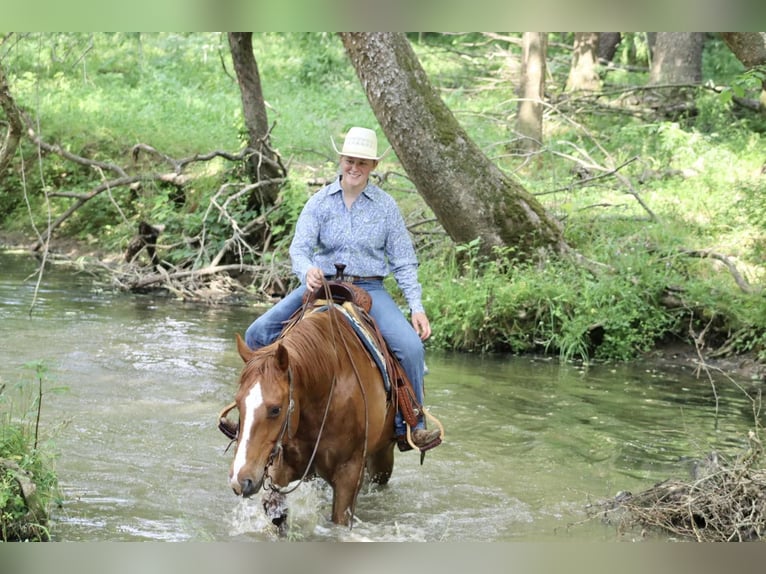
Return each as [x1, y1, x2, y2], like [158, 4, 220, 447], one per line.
[339, 32, 566, 259]
[721, 32, 766, 111]
[0, 62, 24, 181]
[515, 32, 547, 154]
[598, 33, 621, 63]
[227, 32, 284, 208]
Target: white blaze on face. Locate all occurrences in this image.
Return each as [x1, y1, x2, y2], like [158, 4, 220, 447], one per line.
[229, 381, 264, 488]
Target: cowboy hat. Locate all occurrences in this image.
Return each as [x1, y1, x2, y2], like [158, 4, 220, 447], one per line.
[331, 126, 390, 160]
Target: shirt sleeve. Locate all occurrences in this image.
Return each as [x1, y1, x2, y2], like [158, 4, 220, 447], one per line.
[289, 192, 322, 284]
[384, 196, 424, 314]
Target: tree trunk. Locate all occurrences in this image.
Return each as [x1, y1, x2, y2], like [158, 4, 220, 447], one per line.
[339, 32, 566, 258]
[598, 33, 621, 63]
[227, 32, 284, 208]
[649, 32, 704, 85]
[566, 33, 601, 92]
[0, 62, 24, 181]
[721, 32, 766, 109]
[515, 32, 547, 154]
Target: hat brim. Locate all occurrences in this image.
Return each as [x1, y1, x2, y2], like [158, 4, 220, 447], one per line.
[331, 136, 390, 161]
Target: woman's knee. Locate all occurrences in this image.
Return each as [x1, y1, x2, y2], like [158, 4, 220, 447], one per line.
[244, 318, 267, 350]
[388, 325, 424, 364]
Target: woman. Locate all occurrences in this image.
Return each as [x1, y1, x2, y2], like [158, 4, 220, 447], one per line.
[245, 126, 440, 450]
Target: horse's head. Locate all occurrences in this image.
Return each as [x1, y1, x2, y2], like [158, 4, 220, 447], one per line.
[227, 334, 299, 498]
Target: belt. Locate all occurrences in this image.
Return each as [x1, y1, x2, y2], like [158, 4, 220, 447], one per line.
[325, 274, 384, 283]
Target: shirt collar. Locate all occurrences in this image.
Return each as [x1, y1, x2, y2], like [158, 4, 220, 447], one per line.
[330, 176, 378, 200]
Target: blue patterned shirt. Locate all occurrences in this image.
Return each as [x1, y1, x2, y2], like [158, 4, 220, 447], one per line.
[289, 177, 424, 313]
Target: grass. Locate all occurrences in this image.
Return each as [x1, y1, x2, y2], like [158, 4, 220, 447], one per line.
[0, 362, 62, 541]
[1, 32, 765, 363]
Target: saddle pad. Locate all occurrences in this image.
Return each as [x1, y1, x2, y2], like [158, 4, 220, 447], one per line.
[310, 301, 391, 392]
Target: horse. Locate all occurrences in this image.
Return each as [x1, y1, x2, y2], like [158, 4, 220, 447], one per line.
[222, 303, 396, 527]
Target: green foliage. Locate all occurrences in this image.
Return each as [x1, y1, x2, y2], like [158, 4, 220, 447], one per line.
[0, 362, 62, 541]
[3, 32, 765, 364]
[422, 237, 682, 362]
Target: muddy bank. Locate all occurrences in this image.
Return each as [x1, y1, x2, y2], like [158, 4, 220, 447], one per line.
[640, 343, 766, 384]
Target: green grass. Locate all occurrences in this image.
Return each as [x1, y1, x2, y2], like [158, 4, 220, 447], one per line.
[2, 32, 765, 362]
[0, 362, 62, 541]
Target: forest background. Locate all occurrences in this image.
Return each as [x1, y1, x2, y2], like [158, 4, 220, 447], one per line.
[1, 30, 766, 543]
[0, 31, 765, 367]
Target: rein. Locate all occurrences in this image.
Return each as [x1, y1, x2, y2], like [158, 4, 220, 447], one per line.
[266, 366, 295, 469]
[268, 373, 337, 496]
[268, 277, 370, 522]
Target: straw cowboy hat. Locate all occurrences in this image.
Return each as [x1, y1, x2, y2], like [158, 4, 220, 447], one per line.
[331, 126, 391, 161]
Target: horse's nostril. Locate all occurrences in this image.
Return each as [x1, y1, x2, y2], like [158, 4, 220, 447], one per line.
[241, 478, 254, 497]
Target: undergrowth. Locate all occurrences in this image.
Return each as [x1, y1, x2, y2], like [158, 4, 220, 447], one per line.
[0, 362, 63, 541]
[1, 32, 764, 363]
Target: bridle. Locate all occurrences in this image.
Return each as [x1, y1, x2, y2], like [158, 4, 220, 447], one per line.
[218, 361, 336, 496]
[264, 367, 295, 473]
[219, 275, 372, 522]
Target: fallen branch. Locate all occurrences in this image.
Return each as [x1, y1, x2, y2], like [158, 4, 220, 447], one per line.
[126, 263, 269, 290]
[31, 175, 143, 251]
[680, 248, 761, 295]
[603, 438, 766, 542]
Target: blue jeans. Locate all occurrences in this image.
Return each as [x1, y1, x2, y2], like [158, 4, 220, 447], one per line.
[244, 279, 426, 435]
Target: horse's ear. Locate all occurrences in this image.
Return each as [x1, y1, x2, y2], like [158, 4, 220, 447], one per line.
[275, 343, 290, 372]
[235, 333, 254, 363]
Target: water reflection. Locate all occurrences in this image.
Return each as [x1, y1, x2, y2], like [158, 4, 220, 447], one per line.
[0, 251, 761, 541]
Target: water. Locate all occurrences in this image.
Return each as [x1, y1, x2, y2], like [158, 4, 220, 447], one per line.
[0, 251, 762, 541]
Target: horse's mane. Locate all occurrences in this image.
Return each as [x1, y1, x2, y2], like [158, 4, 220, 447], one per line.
[241, 310, 351, 388]
[282, 310, 350, 384]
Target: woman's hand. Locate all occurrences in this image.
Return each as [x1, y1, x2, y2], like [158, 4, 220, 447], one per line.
[411, 311, 431, 341]
[305, 266, 324, 290]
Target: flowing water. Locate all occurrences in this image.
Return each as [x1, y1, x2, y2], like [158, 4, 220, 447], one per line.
[0, 250, 762, 542]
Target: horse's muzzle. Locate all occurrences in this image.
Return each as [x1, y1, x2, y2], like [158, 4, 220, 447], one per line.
[231, 474, 263, 498]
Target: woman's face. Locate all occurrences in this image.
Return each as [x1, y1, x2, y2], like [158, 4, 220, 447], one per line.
[340, 156, 377, 188]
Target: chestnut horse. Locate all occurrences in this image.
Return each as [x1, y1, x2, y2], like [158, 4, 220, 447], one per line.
[224, 305, 395, 527]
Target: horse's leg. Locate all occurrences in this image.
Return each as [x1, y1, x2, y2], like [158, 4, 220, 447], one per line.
[366, 443, 395, 485]
[330, 458, 366, 526]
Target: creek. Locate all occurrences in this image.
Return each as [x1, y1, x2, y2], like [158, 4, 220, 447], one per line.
[0, 251, 761, 541]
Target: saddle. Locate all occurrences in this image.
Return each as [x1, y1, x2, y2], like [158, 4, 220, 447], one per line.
[290, 266, 424, 445]
[302, 281, 372, 314]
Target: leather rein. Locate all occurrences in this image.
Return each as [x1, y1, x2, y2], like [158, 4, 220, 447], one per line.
[217, 335, 339, 497]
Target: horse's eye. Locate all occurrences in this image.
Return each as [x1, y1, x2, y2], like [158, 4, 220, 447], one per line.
[267, 406, 281, 418]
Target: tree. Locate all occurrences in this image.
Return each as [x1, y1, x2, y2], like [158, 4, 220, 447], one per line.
[515, 32, 547, 154]
[649, 32, 704, 85]
[598, 33, 622, 63]
[721, 32, 766, 109]
[227, 32, 285, 209]
[0, 61, 23, 181]
[338, 32, 567, 258]
[566, 33, 601, 92]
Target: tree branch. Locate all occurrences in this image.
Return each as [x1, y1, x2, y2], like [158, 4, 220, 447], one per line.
[679, 249, 761, 295]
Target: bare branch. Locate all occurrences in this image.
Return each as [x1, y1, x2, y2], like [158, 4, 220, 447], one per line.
[680, 249, 761, 295]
